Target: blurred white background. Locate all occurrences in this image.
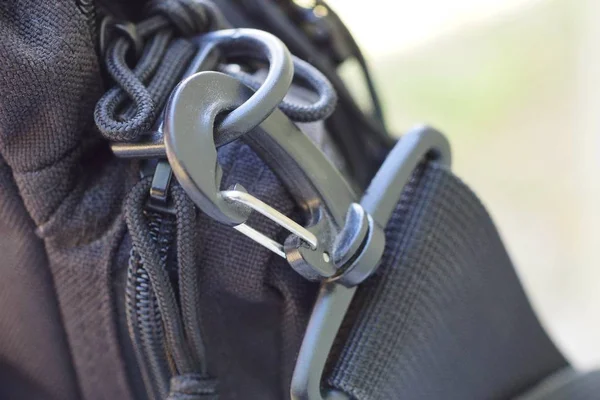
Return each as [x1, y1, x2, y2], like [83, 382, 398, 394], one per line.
[327, 0, 600, 369]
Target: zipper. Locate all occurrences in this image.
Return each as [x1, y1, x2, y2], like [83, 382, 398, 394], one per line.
[126, 211, 176, 400]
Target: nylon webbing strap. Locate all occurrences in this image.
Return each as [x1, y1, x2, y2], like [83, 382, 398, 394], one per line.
[327, 163, 567, 400]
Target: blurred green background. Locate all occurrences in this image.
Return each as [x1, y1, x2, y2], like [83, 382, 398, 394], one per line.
[328, 0, 599, 369]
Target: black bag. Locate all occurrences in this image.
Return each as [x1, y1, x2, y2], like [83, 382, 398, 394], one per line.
[0, 1, 596, 399]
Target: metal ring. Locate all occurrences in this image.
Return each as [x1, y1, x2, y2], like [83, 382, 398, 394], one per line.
[193, 28, 294, 143]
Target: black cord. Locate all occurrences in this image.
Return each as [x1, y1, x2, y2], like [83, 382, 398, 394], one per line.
[224, 55, 337, 122]
[95, 0, 339, 143]
[171, 185, 208, 374]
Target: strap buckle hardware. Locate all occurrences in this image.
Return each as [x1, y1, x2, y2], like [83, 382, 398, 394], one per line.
[162, 64, 452, 400]
[291, 126, 452, 400]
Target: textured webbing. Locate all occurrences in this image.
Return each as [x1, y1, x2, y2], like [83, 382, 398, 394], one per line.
[327, 163, 568, 399]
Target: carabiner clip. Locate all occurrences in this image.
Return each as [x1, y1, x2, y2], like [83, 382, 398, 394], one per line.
[164, 70, 364, 281]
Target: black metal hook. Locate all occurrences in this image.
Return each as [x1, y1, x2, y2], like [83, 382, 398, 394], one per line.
[163, 71, 357, 282]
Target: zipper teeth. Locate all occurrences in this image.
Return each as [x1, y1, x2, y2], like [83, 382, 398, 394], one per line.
[329, 161, 428, 364]
[126, 211, 176, 400]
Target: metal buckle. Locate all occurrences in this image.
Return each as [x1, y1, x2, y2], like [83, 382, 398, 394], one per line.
[290, 125, 452, 400]
[110, 28, 365, 282]
[113, 27, 293, 211]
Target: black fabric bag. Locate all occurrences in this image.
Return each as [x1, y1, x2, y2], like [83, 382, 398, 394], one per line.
[0, 1, 596, 400]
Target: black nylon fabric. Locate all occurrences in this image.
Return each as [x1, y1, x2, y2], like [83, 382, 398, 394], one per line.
[0, 1, 318, 398]
[0, 158, 80, 400]
[328, 163, 568, 399]
[0, 1, 137, 399]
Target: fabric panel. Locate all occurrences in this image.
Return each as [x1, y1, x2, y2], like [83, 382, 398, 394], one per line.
[0, 158, 80, 400]
[0, 1, 136, 399]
